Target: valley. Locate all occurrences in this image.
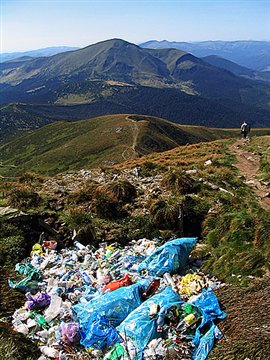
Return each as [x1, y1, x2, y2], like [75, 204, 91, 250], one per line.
[1, 37, 270, 360]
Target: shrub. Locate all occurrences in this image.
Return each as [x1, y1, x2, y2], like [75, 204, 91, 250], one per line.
[67, 181, 98, 205]
[6, 184, 41, 209]
[0, 222, 26, 267]
[107, 180, 137, 203]
[162, 170, 199, 195]
[92, 187, 123, 219]
[18, 172, 45, 185]
[182, 196, 210, 237]
[150, 196, 182, 230]
[124, 215, 159, 240]
[61, 207, 96, 246]
[139, 161, 162, 177]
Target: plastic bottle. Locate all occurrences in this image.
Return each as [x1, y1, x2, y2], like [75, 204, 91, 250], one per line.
[74, 241, 86, 250]
[163, 272, 175, 288]
[176, 311, 201, 332]
[142, 279, 160, 299]
[12, 319, 29, 335]
[156, 307, 167, 332]
[30, 311, 49, 330]
[78, 270, 92, 285]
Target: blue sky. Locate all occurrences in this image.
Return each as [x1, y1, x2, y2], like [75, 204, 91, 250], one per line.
[1, 0, 270, 52]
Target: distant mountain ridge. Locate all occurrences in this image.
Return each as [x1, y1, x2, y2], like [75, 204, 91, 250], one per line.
[1, 38, 270, 138]
[140, 40, 270, 71]
[0, 46, 79, 63]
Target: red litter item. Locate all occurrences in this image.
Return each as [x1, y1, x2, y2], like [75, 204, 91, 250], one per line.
[42, 240, 57, 250]
[102, 274, 133, 292]
[142, 279, 160, 299]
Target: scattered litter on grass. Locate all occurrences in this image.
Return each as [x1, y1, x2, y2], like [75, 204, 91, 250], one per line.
[8, 236, 226, 359]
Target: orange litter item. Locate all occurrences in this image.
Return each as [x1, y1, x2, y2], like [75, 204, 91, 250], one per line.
[102, 274, 133, 292]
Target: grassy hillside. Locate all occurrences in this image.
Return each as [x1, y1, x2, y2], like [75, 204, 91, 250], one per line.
[1, 114, 270, 177]
[0, 114, 235, 176]
[0, 135, 269, 359]
[1, 38, 270, 140]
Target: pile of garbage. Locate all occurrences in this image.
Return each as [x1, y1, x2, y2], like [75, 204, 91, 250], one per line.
[8, 236, 226, 360]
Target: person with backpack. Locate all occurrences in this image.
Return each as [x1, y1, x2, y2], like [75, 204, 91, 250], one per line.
[240, 121, 250, 139]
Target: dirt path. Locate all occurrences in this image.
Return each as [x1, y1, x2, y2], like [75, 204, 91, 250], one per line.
[230, 139, 270, 212]
[122, 118, 140, 160]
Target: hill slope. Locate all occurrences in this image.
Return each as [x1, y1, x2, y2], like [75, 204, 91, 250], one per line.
[202, 55, 270, 82]
[1, 39, 270, 138]
[2, 114, 264, 176]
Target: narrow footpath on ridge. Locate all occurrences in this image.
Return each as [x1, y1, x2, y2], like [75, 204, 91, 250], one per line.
[208, 139, 270, 359]
[230, 139, 270, 212]
[121, 118, 140, 160]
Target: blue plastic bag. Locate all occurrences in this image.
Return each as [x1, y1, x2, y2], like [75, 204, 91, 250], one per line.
[138, 237, 197, 276]
[117, 286, 183, 360]
[192, 324, 223, 360]
[190, 289, 226, 360]
[73, 281, 148, 328]
[79, 314, 121, 349]
[73, 281, 149, 349]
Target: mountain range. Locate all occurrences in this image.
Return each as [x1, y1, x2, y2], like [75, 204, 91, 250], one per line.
[0, 46, 79, 63]
[1, 38, 270, 140]
[140, 40, 270, 71]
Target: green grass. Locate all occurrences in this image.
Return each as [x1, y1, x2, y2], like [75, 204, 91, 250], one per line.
[1, 112, 270, 177]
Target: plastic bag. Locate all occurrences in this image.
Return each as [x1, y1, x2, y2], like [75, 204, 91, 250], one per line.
[73, 281, 148, 328]
[79, 314, 121, 349]
[27, 292, 51, 310]
[61, 322, 80, 345]
[117, 286, 183, 360]
[138, 238, 197, 276]
[192, 323, 223, 360]
[189, 289, 226, 359]
[8, 263, 42, 293]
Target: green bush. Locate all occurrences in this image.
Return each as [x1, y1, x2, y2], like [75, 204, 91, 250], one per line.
[67, 182, 97, 205]
[139, 161, 162, 177]
[124, 215, 159, 240]
[61, 207, 96, 246]
[0, 221, 26, 267]
[150, 196, 182, 230]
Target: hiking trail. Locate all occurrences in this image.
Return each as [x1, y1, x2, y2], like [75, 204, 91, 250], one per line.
[230, 139, 270, 212]
[122, 118, 140, 160]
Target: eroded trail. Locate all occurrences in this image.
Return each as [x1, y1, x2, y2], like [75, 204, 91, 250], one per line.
[122, 118, 140, 160]
[230, 139, 270, 212]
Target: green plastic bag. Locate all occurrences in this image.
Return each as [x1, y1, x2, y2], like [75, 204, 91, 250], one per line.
[8, 263, 42, 293]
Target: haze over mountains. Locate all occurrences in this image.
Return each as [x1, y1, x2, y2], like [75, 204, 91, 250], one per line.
[0, 46, 79, 63]
[1, 39, 270, 140]
[140, 40, 270, 71]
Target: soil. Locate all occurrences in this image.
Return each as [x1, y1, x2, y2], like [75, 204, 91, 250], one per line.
[230, 139, 270, 212]
[209, 277, 270, 360]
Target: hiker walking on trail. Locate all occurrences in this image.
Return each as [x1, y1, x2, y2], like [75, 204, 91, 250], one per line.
[240, 121, 250, 139]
